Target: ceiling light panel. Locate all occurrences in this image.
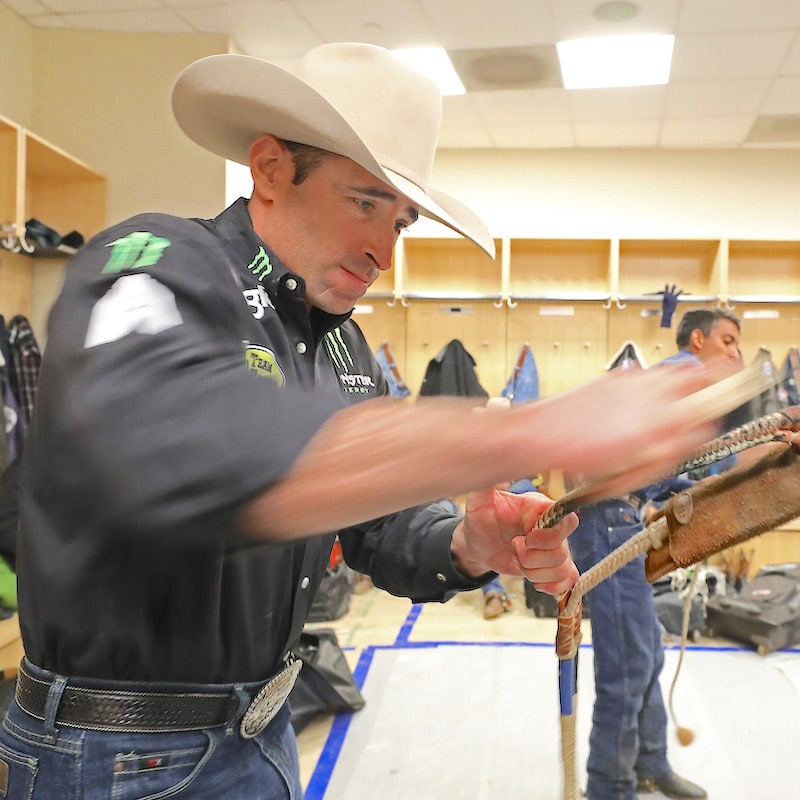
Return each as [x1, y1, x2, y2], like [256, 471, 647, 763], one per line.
[557, 33, 674, 89]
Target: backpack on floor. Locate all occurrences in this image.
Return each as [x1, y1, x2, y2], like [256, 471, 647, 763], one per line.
[706, 562, 800, 655]
[288, 627, 365, 733]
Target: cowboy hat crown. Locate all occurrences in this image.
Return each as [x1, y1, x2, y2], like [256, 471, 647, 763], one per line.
[171, 42, 494, 257]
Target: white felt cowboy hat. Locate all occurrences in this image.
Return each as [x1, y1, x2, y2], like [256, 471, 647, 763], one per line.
[171, 42, 495, 257]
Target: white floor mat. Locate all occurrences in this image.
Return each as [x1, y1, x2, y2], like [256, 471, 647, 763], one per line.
[307, 643, 800, 800]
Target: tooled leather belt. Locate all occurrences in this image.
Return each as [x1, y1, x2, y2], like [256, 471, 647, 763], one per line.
[15, 657, 301, 736]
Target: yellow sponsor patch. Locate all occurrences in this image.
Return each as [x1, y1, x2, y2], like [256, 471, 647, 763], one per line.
[245, 345, 285, 387]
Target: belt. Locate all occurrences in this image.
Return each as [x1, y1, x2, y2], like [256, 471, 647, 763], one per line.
[15, 658, 301, 736]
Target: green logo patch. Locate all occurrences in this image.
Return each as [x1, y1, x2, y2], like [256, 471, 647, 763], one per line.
[103, 232, 171, 273]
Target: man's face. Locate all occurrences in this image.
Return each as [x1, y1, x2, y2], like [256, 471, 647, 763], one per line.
[266, 153, 419, 315]
[694, 318, 741, 365]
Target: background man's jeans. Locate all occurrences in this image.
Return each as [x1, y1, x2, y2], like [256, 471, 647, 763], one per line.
[0, 693, 302, 799]
[570, 501, 670, 800]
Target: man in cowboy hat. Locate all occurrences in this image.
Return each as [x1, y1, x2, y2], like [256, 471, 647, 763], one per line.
[5, 43, 716, 797]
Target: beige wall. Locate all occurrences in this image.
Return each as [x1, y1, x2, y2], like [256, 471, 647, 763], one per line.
[428, 147, 800, 241]
[0, 4, 34, 126]
[30, 30, 230, 226]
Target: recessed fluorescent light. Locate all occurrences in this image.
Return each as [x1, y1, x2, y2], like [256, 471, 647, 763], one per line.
[393, 47, 466, 96]
[557, 34, 674, 89]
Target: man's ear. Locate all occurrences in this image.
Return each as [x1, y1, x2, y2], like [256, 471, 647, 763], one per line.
[688, 328, 705, 354]
[249, 135, 293, 198]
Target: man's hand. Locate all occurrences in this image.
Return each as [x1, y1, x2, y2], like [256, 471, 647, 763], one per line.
[450, 486, 579, 596]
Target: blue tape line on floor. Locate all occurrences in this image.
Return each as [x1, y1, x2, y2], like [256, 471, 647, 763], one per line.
[394, 603, 422, 645]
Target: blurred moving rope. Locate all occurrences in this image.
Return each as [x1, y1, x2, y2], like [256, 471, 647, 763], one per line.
[542, 397, 800, 800]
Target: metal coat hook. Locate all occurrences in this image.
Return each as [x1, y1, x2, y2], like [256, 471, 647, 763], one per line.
[18, 233, 35, 253]
[1, 224, 16, 251]
[602, 296, 626, 310]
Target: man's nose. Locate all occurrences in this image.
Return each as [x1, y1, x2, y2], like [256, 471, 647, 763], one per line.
[366, 231, 396, 271]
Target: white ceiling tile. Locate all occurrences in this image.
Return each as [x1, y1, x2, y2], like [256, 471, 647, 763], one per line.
[421, 0, 557, 49]
[437, 126, 494, 148]
[171, 4, 232, 34]
[2, 0, 51, 13]
[574, 118, 660, 147]
[163, 0, 227, 6]
[549, 0, 680, 40]
[226, 3, 322, 59]
[665, 79, 771, 117]
[678, 0, 800, 33]
[43, 0, 160, 10]
[441, 94, 485, 127]
[660, 116, 755, 147]
[671, 32, 795, 80]
[470, 88, 571, 125]
[783, 37, 800, 74]
[57, 8, 193, 32]
[292, 0, 436, 50]
[568, 86, 665, 122]
[489, 122, 576, 149]
[761, 78, 800, 114]
[26, 13, 73, 27]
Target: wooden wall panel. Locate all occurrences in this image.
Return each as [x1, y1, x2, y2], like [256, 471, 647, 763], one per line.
[0, 251, 33, 320]
[506, 302, 609, 396]
[734, 303, 800, 365]
[351, 301, 408, 377]
[404, 300, 507, 397]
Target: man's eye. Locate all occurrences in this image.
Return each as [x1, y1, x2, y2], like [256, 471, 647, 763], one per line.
[355, 198, 374, 211]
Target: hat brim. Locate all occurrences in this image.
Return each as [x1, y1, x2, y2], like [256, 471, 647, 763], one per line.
[172, 54, 495, 258]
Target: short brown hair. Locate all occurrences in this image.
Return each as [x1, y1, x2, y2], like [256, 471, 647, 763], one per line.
[277, 139, 329, 185]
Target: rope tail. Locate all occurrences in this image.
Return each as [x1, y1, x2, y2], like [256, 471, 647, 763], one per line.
[667, 568, 700, 746]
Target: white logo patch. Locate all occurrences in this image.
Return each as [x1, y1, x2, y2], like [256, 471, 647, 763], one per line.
[84, 273, 183, 348]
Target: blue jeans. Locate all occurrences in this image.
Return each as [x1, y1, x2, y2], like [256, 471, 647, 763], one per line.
[0, 671, 302, 799]
[570, 501, 669, 800]
[481, 576, 505, 595]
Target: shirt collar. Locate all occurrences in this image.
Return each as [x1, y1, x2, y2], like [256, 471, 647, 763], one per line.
[213, 198, 353, 335]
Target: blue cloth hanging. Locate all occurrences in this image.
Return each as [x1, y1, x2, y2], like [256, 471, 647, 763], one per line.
[501, 343, 539, 404]
[374, 342, 411, 398]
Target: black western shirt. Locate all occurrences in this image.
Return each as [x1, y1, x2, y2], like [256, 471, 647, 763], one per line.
[18, 198, 483, 684]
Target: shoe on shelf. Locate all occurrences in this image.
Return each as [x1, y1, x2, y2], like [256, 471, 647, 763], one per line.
[637, 770, 707, 799]
[483, 590, 512, 620]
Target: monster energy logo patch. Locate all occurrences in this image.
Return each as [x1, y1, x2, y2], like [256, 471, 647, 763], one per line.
[325, 330, 375, 394]
[102, 232, 171, 273]
[247, 247, 273, 281]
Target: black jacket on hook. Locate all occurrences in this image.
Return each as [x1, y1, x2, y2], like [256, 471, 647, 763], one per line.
[418, 339, 488, 400]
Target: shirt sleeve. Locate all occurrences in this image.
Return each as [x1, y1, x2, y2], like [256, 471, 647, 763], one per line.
[30, 215, 340, 545]
[337, 501, 494, 603]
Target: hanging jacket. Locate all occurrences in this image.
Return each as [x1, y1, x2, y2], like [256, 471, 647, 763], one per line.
[501, 343, 540, 404]
[780, 346, 800, 406]
[375, 342, 411, 398]
[418, 339, 488, 399]
[6, 314, 42, 426]
[750, 346, 783, 417]
[606, 340, 647, 371]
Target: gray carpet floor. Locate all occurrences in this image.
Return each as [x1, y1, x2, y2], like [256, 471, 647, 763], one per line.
[306, 642, 800, 799]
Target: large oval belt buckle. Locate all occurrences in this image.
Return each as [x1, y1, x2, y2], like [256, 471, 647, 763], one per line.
[240, 658, 302, 739]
